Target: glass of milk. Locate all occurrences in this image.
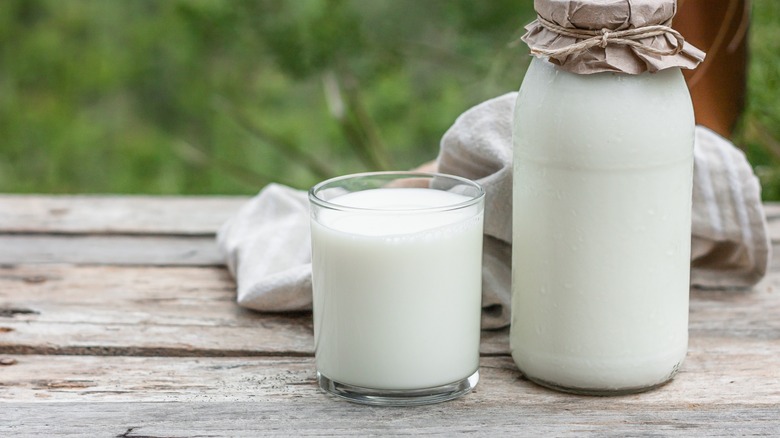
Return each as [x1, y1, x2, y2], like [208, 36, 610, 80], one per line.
[309, 171, 485, 406]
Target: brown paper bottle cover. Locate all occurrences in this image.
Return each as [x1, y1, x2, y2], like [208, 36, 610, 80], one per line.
[522, 0, 706, 75]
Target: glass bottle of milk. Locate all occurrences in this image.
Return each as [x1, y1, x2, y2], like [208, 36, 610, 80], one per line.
[510, 0, 705, 395]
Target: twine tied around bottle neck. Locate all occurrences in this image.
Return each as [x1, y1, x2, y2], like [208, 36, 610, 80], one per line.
[532, 16, 685, 58]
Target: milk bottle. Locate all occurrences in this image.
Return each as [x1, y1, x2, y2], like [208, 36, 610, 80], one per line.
[510, 0, 705, 394]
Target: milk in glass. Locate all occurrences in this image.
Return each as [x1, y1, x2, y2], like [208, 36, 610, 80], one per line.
[311, 187, 483, 391]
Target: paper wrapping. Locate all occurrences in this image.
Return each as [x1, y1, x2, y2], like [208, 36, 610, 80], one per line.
[522, 0, 706, 74]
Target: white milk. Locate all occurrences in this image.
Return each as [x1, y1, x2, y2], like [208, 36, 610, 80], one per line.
[311, 188, 484, 390]
[511, 58, 694, 392]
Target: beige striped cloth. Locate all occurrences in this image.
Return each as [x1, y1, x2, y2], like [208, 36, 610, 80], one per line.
[217, 92, 770, 329]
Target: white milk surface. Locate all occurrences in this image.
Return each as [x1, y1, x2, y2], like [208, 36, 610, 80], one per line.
[311, 188, 483, 390]
[511, 58, 694, 390]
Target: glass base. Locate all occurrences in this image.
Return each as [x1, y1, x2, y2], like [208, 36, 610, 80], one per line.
[317, 370, 479, 406]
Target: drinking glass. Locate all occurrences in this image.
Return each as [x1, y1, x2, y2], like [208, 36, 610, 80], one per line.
[309, 171, 485, 406]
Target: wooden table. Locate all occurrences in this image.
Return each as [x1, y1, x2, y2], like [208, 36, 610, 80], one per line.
[1, 195, 779, 436]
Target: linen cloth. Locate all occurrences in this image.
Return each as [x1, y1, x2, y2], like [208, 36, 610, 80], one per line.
[217, 92, 771, 329]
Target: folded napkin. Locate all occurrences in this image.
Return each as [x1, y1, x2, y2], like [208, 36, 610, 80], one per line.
[218, 92, 771, 329]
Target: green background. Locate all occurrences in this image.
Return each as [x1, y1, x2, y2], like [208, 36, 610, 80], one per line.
[1, 0, 778, 198]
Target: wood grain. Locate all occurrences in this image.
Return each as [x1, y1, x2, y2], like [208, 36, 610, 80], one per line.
[0, 235, 223, 266]
[1, 265, 777, 358]
[4, 196, 774, 240]
[0, 354, 778, 435]
[763, 202, 780, 242]
[0, 194, 247, 235]
[2, 402, 775, 437]
[1, 345, 778, 405]
[0, 265, 509, 356]
[0, 196, 778, 436]
[3, 194, 773, 240]
[1, 198, 778, 269]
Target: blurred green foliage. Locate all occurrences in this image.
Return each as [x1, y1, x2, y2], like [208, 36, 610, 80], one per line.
[0, 0, 778, 198]
[0, 0, 533, 194]
[737, 0, 780, 200]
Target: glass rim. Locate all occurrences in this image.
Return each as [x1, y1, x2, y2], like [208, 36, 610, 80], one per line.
[308, 171, 485, 213]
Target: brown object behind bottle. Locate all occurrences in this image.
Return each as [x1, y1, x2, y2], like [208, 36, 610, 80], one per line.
[675, 0, 749, 138]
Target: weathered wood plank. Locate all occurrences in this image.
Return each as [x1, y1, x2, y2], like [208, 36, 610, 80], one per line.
[2, 403, 778, 437]
[690, 264, 780, 340]
[0, 265, 312, 356]
[0, 354, 777, 435]
[0, 194, 248, 235]
[1, 344, 779, 405]
[1, 265, 779, 358]
[0, 197, 778, 435]
[2, 199, 778, 268]
[3, 194, 777, 243]
[0, 235, 222, 266]
[0, 265, 508, 356]
[7, 233, 780, 270]
[763, 202, 780, 242]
